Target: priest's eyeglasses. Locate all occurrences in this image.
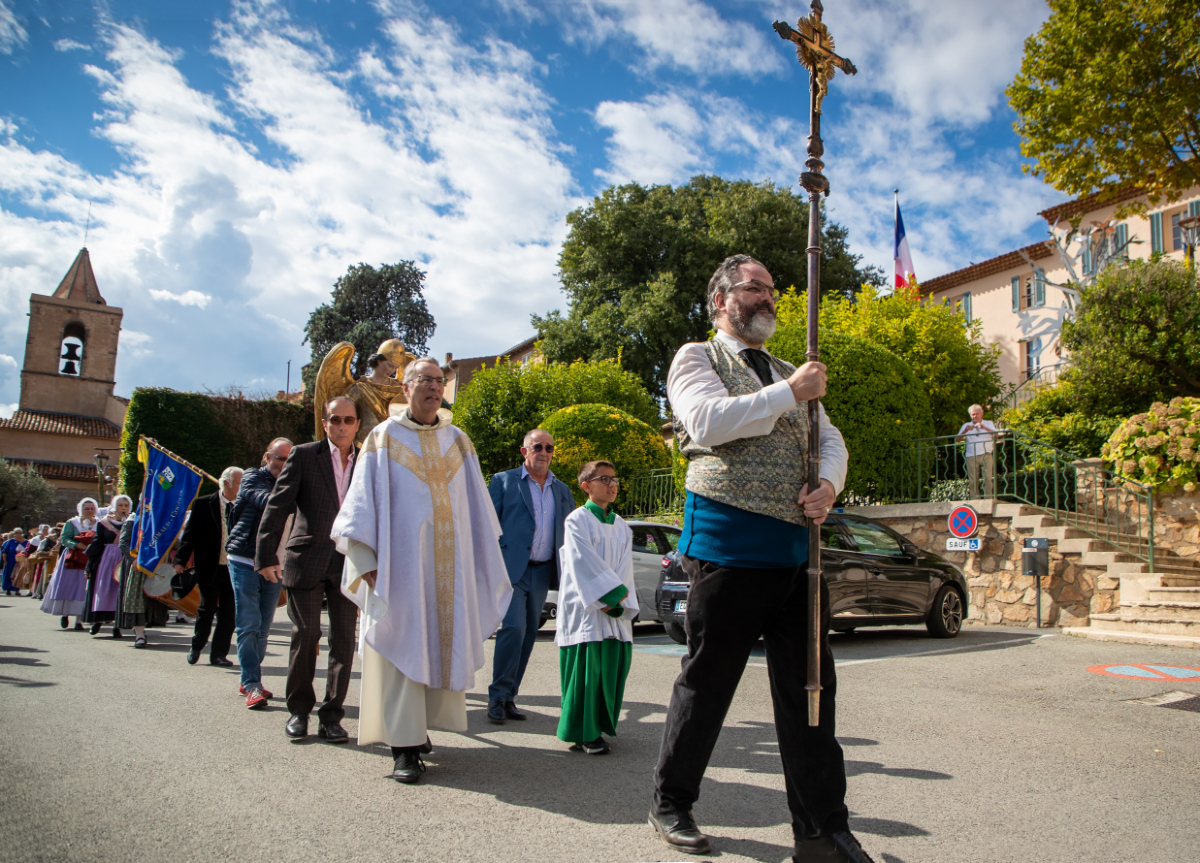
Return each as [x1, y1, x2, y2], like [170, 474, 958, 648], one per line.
[731, 279, 780, 300]
[412, 375, 445, 387]
[585, 475, 621, 487]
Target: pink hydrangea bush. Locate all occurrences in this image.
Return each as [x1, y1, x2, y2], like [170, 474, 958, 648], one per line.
[1102, 397, 1200, 492]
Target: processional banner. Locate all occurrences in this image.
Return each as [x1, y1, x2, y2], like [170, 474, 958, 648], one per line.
[134, 438, 205, 576]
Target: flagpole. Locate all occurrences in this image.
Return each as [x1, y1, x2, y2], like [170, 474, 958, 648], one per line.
[139, 436, 220, 485]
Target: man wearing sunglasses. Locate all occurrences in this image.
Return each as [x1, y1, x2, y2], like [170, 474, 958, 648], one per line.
[649, 255, 873, 863]
[486, 428, 577, 724]
[255, 396, 361, 743]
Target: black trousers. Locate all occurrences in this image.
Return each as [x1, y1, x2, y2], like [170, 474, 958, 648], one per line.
[652, 555, 848, 841]
[285, 570, 358, 724]
[191, 564, 235, 660]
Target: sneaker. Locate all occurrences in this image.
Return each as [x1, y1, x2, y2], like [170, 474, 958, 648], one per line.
[570, 736, 611, 755]
[245, 689, 269, 709]
[239, 684, 273, 698]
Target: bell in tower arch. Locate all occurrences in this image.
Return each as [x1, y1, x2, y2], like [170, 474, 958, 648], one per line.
[59, 336, 83, 376]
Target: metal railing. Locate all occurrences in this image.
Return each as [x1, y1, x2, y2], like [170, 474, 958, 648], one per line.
[1010, 362, 1067, 409]
[874, 431, 1155, 570]
[624, 467, 683, 517]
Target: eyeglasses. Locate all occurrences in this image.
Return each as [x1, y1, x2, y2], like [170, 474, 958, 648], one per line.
[731, 279, 780, 300]
[411, 375, 445, 387]
[585, 475, 621, 487]
[525, 443, 554, 453]
[324, 415, 359, 426]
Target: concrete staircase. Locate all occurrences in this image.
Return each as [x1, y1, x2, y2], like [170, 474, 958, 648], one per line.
[998, 503, 1200, 648]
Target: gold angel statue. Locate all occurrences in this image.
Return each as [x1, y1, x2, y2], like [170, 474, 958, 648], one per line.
[312, 339, 417, 443]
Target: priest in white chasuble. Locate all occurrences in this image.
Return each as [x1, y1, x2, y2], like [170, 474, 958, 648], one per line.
[332, 356, 512, 784]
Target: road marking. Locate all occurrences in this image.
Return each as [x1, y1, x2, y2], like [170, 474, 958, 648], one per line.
[1089, 663, 1200, 680]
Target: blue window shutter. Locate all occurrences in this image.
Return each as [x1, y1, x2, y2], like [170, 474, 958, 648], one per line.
[1034, 273, 1045, 307]
[1150, 212, 1163, 253]
[962, 291, 972, 322]
[1115, 223, 1128, 258]
[1012, 276, 1020, 312]
[1190, 201, 1200, 218]
[1081, 241, 1092, 275]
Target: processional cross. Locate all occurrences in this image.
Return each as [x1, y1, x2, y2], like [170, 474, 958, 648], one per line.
[772, 1, 856, 727]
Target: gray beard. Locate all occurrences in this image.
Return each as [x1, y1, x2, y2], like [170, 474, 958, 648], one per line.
[728, 306, 777, 344]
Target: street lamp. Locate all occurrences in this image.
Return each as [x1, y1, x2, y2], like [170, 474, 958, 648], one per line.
[1179, 215, 1200, 269]
[93, 450, 110, 506]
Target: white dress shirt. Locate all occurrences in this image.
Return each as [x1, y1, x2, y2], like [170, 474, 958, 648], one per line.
[667, 328, 849, 496]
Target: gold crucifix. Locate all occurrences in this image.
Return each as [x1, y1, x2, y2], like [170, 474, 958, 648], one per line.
[773, 1, 857, 115]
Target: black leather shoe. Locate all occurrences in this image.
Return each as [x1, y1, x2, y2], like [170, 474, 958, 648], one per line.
[486, 700, 507, 724]
[89, 622, 103, 635]
[392, 749, 426, 784]
[209, 656, 233, 667]
[793, 831, 877, 863]
[419, 736, 433, 754]
[649, 809, 711, 855]
[73, 621, 84, 632]
[318, 721, 349, 744]
[60, 616, 69, 629]
[503, 701, 526, 720]
[186, 647, 199, 665]
[285, 714, 309, 739]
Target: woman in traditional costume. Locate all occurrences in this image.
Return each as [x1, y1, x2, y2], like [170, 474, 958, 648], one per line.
[82, 495, 132, 637]
[115, 497, 167, 648]
[30, 527, 61, 599]
[40, 498, 98, 630]
[554, 460, 637, 756]
[1, 529, 24, 595]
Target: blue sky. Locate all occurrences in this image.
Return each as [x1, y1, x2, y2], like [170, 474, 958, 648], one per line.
[0, 0, 1065, 412]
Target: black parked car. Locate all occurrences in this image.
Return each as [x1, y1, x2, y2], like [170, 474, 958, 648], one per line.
[655, 513, 968, 645]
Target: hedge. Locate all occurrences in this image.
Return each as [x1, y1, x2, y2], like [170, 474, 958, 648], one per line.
[540, 404, 670, 508]
[766, 330, 934, 499]
[119, 388, 314, 498]
[452, 357, 661, 477]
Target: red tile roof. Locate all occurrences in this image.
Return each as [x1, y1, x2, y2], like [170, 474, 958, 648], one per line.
[0, 410, 121, 440]
[3, 459, 108, 483]
[1037, 185, 1145, 225]
[53, 247, 106, 305]
[921, 242, 1055, 295]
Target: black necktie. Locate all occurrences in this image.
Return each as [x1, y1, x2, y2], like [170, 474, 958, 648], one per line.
[741, 349, 774, 387]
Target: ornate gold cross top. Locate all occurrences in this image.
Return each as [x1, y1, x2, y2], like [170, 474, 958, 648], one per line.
[773, 0, 857, 115]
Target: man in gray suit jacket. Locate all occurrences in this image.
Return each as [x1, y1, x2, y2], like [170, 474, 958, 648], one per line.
[486, 428, 576, 724]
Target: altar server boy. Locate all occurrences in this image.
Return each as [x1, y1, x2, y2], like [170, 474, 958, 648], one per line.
[554, 460, 637, 755]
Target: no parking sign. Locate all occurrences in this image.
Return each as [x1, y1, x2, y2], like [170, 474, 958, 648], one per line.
[948, 504, 979, 538]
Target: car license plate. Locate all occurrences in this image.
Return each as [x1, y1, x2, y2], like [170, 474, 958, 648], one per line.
[946, 538, 982, 551]
[674, 600, 688, 613]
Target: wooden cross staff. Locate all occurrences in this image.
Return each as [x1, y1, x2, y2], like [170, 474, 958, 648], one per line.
[773, 1, 856, 728]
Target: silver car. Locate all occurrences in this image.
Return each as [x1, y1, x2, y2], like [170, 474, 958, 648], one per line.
[540, 520, 682, 627]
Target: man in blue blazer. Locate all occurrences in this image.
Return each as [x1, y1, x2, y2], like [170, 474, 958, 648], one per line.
[487, 428, 576, 724]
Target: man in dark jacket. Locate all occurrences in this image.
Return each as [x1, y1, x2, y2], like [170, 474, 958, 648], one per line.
[176, 466, 243, 668]
[226, 437, 292, 709]
[255, 396, 360, 743]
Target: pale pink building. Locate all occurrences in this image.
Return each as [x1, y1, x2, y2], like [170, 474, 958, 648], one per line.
[922, 185, 1200, 390]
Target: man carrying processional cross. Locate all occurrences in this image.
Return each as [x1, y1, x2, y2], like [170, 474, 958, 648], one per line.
[332, 356, 513, 784]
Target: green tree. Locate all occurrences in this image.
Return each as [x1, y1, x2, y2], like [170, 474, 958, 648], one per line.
[767, 331, 934, 499]
[540, 404, 670, 508]
[302, 261, 436, 392]
[451, 358, 661, 477]
[1001, 380, 1124, 458]
[1007, 0, 1200, 214]
[771, 284, 1003, 437]
[0, 459, 57, 528]
[1060, 258, 1200, 415]
[533, 175, 881, 400]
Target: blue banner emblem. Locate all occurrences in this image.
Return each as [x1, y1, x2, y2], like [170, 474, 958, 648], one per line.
[135, 439, 204, 575]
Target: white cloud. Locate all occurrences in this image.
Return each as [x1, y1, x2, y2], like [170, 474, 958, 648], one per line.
[0, 0, 579, 407]
[54, 38, 90, 52]
[149, 289, 211, 308]
[594, 93, 708, 185]
[0, 0, 27, 55]
[0, 403, 17, 419]
[526, 0, 784, 77]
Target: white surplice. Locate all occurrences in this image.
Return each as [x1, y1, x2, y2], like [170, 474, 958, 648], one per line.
[554, 508, 638, 649]
[333, 410, 513, 747]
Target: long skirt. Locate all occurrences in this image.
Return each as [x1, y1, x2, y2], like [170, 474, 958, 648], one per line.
[556, 638, 633, 744]
[1, 559, 15, 592]
[81, 544, 122, 624]
[116, 558, 168, 629]
[40, 556, 88, 617]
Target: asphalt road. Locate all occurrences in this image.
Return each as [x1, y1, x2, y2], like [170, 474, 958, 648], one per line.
[2, 598, 1197, 863]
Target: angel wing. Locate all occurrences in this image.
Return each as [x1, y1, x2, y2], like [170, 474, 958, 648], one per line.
[312, 342, 356, 441]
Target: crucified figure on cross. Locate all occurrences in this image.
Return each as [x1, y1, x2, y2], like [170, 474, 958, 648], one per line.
[773, 1, 857, 115]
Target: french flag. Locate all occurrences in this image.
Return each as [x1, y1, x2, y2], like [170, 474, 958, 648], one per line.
[894, 192, 916, 288]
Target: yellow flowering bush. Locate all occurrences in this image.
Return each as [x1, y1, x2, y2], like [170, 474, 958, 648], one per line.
[542, 403, 670, 507]
[1102, 397, 1200, 492]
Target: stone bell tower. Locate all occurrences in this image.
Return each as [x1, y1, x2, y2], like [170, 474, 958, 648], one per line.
[18, 247, 126, 427]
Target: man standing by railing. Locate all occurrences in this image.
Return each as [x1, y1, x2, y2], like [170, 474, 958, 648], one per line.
[956, 404, 1000, 499]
